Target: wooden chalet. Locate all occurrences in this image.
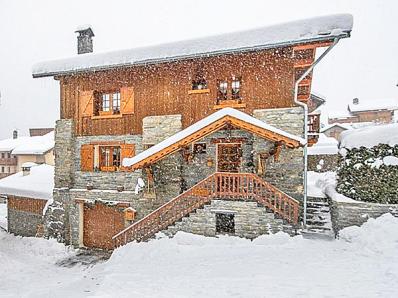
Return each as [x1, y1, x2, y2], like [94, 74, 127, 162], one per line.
[32, 14, 353, 249]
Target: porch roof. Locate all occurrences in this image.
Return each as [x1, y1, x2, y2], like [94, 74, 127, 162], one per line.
[123, 108, 305, 170]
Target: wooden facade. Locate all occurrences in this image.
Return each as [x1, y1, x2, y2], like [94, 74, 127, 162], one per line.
[57, 44, 325, 137]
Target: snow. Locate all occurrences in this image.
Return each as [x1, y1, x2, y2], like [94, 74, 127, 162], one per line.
[320, 122, 351, 133]
[32, 14, 353, 77]
[0, 164, 54, 200]
[307, 133, 338, 155]
[75, 24, 93, 32]
[11, 131, 54, 155]
[134, 177, 145, 194]
[340, 123, 398, 149]
[383, 155, 398, 166]
[348, 98, 398, 113]
[1, 213, 398, 297]
[307, 171, 355, 202]
[123, 107, 305, 167]
[21, 161, 38, 168]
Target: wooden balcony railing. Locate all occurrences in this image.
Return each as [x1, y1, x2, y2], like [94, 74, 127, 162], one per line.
[0, 158, 17, 166]
[113, 172, 300, 248]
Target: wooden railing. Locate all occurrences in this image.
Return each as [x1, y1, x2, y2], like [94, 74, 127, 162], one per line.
[113, 172, 300, 247]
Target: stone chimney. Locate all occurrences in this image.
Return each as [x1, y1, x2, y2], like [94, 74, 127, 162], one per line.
[13, 130, 18, 139]
[352, 98, 359, 105]
[75, 25, 94, 54]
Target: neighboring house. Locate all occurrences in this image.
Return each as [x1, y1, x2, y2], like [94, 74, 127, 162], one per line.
[0, 130, 55, 177]
[320, 123, 351, 140]
[0, 163, 54, 236]
[32, 14, 352, 249]
[329, 98, 398, 124]
[307, 93, 326, 146]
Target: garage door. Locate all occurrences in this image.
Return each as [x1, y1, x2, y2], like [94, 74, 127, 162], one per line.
[83, 203, 125, 250]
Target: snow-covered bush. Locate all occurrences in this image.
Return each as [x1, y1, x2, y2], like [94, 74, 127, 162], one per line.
[336, 144, 398, 204]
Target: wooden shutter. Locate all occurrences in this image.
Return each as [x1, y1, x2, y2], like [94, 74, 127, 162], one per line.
[81, 144, 94, 171]
[121, 144, 135, 171]
[121, 87, 134, 114]
[80, 91, 94, 117]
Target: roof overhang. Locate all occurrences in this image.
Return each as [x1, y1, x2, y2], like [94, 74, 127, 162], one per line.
[123, 108, 305, 171]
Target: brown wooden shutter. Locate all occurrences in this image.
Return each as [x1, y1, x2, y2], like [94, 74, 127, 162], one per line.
[121, 87, 134, 114]
[80, 91, 94, 117]
[81, 144, 94, 171]
[121, 144, 135, 171]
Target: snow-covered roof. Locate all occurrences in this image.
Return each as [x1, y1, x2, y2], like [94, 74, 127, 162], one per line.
[21, 162, 38, 168]
[10, 131, 54, 155]
[0, 137, 30, 152]
[32, 14, 353, 78]
[0, 164, 54, 200]
[320, 123, 351, 133]
[340, 123, 398, 149]
[123, 108, 305, 168]
[308, 133, 338, 155]
[348, 99, 398, 113]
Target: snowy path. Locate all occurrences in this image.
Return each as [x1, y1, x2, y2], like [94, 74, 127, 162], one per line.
[1, 214, 398, 297]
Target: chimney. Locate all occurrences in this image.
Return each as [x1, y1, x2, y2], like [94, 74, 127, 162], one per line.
[75, 25, 94, 54]
[352, 98, 359, 105]
[22, 162, 37, 176]
[13, 130, 18, 139]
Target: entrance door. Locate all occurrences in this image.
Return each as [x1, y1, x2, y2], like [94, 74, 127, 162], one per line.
[83, 203, 125, 250]
[217, 143, 242, 172]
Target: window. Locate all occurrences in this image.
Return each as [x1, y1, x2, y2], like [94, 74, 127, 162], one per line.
[191, 64, 208, 90]
[231, 78, 241, 100]
[1, 153, 4, 159]
[94, 91, 121, 116]
[7, 153, 11, 158]
[99, 146, 121, 171]
[217, 81, 228, 101]
[1, 167, 4, 173]
[112, 92, 121, 114]
[102, 94, 110, 112]
[216, 212, 235, 234]
[193, 143, 206, 154]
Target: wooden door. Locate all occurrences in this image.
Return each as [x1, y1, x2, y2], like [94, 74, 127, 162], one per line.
[217, 143, 242, 172]
[83, 203, 125, 250]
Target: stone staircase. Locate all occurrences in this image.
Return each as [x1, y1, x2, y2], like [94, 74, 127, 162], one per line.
[303, 196, 333, 238]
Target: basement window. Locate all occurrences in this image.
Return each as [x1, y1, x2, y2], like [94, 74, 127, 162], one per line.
[216, 212, 235, 234]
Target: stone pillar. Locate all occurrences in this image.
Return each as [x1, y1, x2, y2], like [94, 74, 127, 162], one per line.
[44, 119, 75, 244]
[253, 107, 304, 200]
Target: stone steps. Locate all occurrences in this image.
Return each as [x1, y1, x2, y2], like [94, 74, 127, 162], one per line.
[304, 196, 333, 237]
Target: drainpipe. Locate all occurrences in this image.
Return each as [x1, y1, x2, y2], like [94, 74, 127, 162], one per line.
[293, 37, 340, 229]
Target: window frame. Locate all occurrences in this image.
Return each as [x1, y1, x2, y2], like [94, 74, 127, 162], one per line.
[94, 90, 121, 117]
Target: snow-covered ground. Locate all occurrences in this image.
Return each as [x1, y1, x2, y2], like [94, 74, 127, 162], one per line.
[0, 202, 7, 230]
[1, 213, 398, 297]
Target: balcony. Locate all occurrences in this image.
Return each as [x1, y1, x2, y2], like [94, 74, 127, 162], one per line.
[0, 157, 17, 166]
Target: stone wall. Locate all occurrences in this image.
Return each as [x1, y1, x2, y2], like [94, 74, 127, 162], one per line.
[54, 119, 75, 188]
[308, 154, 339, 172]
[7, 208, 43, 237]
[330, 199, 398, 234]
[74, 135, 143, 190]
[253, 107, 304, 200]
[142, 114, 182, 145]
[165, 199, 293, 239]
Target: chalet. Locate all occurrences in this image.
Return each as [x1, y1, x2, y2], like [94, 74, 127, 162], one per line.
[320, 123, 351, 140]
[0, 130, 54, 179]
[32, 14, 353, 249]
[0, 163, 54, 236]
[329, 98, 398, 124]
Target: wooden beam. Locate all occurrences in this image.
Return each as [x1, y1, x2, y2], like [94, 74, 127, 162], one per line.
[293, 41, 333, 51]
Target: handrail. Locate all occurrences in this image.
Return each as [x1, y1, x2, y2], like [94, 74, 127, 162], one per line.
[113, 172, 300, 247]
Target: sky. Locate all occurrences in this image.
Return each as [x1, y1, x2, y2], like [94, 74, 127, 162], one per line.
[0, 0, 397, 139]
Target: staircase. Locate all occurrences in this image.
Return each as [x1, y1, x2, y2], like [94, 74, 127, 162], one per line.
[303, 196, 333, 238]
[113, 172, 300, 248]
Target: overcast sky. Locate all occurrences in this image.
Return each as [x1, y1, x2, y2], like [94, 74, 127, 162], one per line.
[0, 0, 397, 139]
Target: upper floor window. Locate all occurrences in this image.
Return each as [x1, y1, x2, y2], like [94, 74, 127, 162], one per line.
[231, 78, 241, 100]
[95, 91, 121, 116]
[1, 153, 4, 159]
[100, 146, 121, 171]
[190, 64, 209, 93]
[217, 81, 228, 101]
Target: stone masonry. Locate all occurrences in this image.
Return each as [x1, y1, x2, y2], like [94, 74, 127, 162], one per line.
[8, 208, 43, 237]
[253, 107, 304, 200]
[330, 199, 398, 235]
[164, 199, 294, 239]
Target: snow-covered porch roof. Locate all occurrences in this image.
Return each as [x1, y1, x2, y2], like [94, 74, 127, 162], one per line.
[123, 108, 305, 170]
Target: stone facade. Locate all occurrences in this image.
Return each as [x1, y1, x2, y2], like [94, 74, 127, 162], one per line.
[142, 114, 182, 145]
[165, 199, 294, 239]
[253, 107, 304, 200]
[330, 199, 398, 234]
[308, 154, 339, 172]
[8, 208, 43, 237]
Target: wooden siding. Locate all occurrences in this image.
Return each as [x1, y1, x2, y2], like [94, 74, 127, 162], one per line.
[59, 46, 316, 136]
